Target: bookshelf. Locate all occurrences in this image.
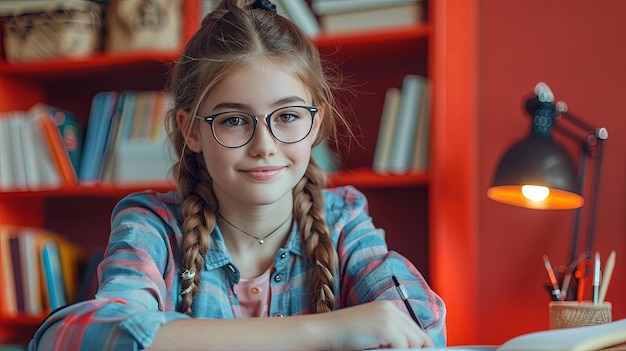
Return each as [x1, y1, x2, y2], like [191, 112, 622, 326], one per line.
[0, 0, 468, 346]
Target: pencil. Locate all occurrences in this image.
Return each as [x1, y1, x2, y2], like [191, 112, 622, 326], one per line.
[542, 255, 562, 301]
[593, 251, 601, 304]
[391, 275, 426, 330]
[599, 250, 616, 303]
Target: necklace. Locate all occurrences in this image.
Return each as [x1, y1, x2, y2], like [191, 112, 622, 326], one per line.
[217, 212, 292, 245]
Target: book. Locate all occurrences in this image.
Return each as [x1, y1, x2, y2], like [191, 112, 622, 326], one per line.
[276, 0, 320, 37]
[387, 75, 425, 174]
[102, 91, 175, 182]
[409, 78, 432, 172]
[414, 318, 626, 351]
[372, 87, 402, 173]
[498, 318, 626, 351]
[79, 92, 118, 183]
[32, 109, 78, 186]
[0, 115, 15, 189]
[17, 112, 43, 188]
[0, 228, 18, 316]
[17, 228, 43, 315]
[8, 236, 25, 313]
[6, 112, 28, 189]
[29, 104, 83, 174]
[312, 0, 419, 14]
[314, 1, 423, 34]
[40, 240, 68, 310]
[25, 108, 63, 189]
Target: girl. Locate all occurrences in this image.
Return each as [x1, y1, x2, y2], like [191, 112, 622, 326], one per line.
[30, 0, 446, 349]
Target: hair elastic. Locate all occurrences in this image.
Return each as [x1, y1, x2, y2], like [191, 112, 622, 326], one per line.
[181, 285, 193, 296]
[180, 269, 196, 281]
[251, 0, 277, 14]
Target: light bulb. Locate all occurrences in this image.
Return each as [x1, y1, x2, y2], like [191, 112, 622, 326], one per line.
[521, 185, 550, 202]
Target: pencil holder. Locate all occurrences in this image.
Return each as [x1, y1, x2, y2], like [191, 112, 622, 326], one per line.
[549, 301, 612, 329]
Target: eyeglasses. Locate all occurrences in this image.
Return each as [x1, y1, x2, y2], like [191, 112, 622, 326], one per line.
[195, 105, 318, 148]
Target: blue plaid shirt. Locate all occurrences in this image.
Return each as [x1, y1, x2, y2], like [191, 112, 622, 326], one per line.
[30, 186, 446, 350]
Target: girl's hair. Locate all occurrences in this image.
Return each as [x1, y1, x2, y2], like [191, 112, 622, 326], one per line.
[165, 0, 348, 315]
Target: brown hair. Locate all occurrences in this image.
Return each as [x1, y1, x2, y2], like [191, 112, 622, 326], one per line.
[165, 0, 348, 315]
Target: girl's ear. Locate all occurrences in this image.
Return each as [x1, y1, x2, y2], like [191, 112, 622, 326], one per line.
[177, 109, 202, 153]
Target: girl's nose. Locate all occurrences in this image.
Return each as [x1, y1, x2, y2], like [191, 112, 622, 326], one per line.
[247, 119, 277, 158]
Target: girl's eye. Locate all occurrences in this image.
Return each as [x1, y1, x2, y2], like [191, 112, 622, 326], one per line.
[276, 112, 298, 123]
[220, 114, 250, 127]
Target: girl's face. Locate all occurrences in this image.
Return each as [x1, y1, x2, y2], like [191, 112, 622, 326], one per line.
[184, 62, 323, 209]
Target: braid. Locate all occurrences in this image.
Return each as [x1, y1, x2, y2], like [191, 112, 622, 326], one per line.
[293, 159, 337, 313]
[176, 152, 217, 315]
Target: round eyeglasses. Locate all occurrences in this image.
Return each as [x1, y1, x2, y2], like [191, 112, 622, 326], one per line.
[194, 105, 318, 148]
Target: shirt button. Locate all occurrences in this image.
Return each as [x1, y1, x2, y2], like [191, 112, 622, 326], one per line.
[274, 274, 281, 282]
[280, 253, 287, 259]
[251, 287, 261, 295]
[273, 312, 284, 318]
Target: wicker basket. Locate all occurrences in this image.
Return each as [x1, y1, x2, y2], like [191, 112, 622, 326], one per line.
[550, 301, 612, 329]
[2, 1, 102, 62]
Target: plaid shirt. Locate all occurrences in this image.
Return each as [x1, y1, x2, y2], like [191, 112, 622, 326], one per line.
[30, 186, 446, 350]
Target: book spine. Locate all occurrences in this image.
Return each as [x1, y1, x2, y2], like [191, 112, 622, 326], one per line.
[0, 115, 15, 189]
[41, 240, 68, 310]
[410, 78, 432, 172]
[7, 113, 28, 189]
[79, 92, 117, 183]
[38, 114, 78, 186]
[387, 75, 424, 174]
[373, 87, 402, 173]
[0, 229, 18, 316]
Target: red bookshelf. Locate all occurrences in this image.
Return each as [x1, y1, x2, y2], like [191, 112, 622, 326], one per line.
[0, 1, 450, 345]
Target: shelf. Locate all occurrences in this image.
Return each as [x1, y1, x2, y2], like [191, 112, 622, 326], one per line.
[0, 169, 428, 198]
[329, 169, 428, 188]
[0, 51, 181, 82]
[0, 24, 429, 82]
[313, 24, 429, 62]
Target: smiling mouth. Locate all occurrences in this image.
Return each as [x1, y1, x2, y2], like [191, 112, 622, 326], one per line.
[242, 167, 284, 180]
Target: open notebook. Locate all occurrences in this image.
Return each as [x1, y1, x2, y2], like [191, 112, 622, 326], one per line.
[412, 318, 626, 351]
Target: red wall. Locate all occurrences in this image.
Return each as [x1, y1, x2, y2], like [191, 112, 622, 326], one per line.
[478, 0, 626, 344]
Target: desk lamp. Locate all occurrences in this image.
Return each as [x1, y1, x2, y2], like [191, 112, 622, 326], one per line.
[487, 82, 608, 263]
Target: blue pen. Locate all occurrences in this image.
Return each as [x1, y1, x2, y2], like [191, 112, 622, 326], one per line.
[392, 275, 426, 330]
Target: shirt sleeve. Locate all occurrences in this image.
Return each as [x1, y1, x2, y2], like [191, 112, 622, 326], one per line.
[331, 186, 448, 347]
[29, 192, 191, 351]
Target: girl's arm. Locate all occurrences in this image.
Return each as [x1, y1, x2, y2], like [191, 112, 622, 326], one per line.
[148, 300, 432, 351]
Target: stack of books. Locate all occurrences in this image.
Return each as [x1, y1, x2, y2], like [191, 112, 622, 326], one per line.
[0, 106, 82, 190]
[311, 0, 424, 34]
[0, 227, 85, 317]
[373, 74, 431, 174]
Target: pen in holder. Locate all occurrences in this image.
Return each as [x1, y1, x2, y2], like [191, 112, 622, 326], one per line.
[549, 301, 612, 329]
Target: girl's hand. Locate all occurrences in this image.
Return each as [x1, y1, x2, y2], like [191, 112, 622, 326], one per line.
[320, 300, 434, 350]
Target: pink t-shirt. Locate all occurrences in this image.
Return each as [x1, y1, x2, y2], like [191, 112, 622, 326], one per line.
[233, 266, 272, 317]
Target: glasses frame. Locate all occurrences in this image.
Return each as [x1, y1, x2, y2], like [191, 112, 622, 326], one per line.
[195, 105, 319, 148]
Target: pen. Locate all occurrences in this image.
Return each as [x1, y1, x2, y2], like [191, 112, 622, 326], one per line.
[599, 250, 616, 303]
[392, 275, 425, 330]
[561, 259, 578, 301]
[542, 255, 562, 301]
[593, 251, 601, 304]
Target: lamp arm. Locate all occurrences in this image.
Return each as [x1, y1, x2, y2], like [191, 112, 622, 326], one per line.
[556, 101, 609, 144]
[584, 138, 605, 257]
[554, 102, 608, 263]
[568, 145, 588, 263]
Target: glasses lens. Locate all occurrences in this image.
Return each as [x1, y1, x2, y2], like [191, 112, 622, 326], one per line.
[269, 106, 314, 143]
[212, 112, 255, 147]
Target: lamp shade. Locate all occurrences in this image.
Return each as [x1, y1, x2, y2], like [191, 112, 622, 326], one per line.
[487, 134, 583, 210]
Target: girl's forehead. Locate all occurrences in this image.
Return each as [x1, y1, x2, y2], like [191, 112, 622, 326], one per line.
[202, 63, 312, 109]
